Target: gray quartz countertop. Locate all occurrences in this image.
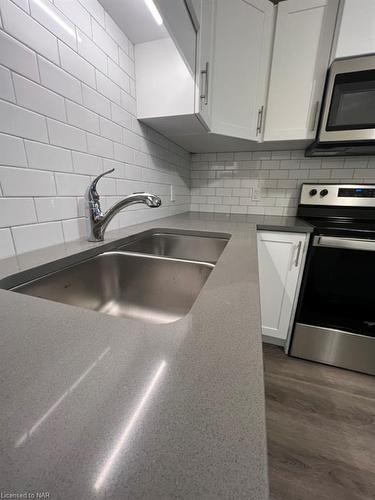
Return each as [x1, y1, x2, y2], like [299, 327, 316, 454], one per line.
[0, 212, 310, 499]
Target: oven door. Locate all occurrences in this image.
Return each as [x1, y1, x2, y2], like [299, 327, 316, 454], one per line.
[291, 234, 375, 375]
[319, 54, 375, 143]
[297, 235, 375, 336]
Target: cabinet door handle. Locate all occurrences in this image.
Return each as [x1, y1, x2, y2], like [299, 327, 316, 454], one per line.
[200, 62, 209, 106]
[311, 100, 320, 131]
[294, 241, 302, 267]
[256, 105, 264, 135]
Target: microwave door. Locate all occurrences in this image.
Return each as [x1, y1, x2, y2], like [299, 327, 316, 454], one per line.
[318, 55, 375, 143]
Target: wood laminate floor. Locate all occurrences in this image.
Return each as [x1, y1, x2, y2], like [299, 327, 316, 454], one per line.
[263, 344, 375, 500]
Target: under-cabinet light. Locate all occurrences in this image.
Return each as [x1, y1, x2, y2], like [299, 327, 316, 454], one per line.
[144, 0, 163, 26]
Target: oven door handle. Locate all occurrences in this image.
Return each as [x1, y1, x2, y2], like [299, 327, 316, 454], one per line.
[313, 235, 375, 251]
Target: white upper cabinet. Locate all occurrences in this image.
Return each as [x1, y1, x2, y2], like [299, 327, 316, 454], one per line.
[136, 0, 274, 142]
[263, 0, 339, 142]
[210, 0, 274, 141]
[195, 0, 215, 129]
[154, 0, 197, 76]
[135, 0, 213, 136]
[334, 0, 375, 58]
[135, 37, 196, 120]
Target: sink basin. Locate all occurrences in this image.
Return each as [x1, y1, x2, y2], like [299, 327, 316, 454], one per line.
[119, 231, 229, 263]
[12, 252, 214, 324]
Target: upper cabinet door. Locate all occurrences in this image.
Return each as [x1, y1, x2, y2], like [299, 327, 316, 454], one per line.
[154, 0, 197, 76]
[193, 0, 215, 129]
[334, 0, 375, 58]
[263, 0, 339, 142]
[210, 0, 275, 141]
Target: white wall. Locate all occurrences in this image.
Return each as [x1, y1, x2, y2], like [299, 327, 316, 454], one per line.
[0, 0, 190, 258]
[191, 150, 375, 216]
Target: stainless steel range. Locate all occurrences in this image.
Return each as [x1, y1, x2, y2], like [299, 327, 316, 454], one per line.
[290, 183, 375, 376]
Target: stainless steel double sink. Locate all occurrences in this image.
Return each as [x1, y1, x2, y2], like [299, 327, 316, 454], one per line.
[10, 230, 230, 324]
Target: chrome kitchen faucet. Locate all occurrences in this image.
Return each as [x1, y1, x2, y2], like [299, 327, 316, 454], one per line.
[85, 168, 162, 242]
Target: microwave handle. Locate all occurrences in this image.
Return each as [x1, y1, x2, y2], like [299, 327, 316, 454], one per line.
[313, 236, 375, 252]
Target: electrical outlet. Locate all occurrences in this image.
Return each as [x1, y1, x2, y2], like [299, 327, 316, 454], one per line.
[170, 184, 175, 202]
[252, 187, 261, 201]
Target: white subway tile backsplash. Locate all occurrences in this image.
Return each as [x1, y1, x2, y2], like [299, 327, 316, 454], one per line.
[0, 0, 59, 63]
[271, 151, 291, 160]
[92, 18, 118, 61]
[66, 101, 100, 134]
[0, 0, 190, 256]
[0, 30, 39, 81]
[0, 100, 48, 142]
[13, 73, 66, 121]
[355, 169, 375, 179]
[82, 84, 111, 118]
[344, 159, 368, 169]
[331, 168, 354, 178]
[59, 41, 96, 88]
[12, 221, 64, 253]
[72, 151, 102, 175]
[104, 13, 129, 54]
[62, 216, 86, 242]
[87, 132, 113, 158]
[0, 228, 15, 258]
[288, 169, 308, 179]
[38, 56, 82, 103]
[77, 30, 107, 73]
[129, 78, 136, 98]
[0, 65, 15, 101]
[47, 119, 87, 152]
[120, 90, 136, 115]
[0, 166, 56, 196]
[252, 151, 272, 160]
[99, 116, 122, 143]
[78, 0, 105, 26]
[35, 197, 78, 222]
[119, 48, 134, 78]
[0, 198, 36, 227]
[111, 103, 131, 128]
[11, 0, 29, 13]
[96, 70, 121, 104]
[108, 59, 130, 92]
[54, 0, 91, 37]
[270, 170, 288, 180]
[125, 164, 141, 180]
[191, 150, 375, 216]
[29, 0, 78, 50]
[114, 143, 133, 163]
[55, 172, 88, 196]
[0, 133, 27, 167]
[308, 169, 330, 179]
[25, 141, 73, 172]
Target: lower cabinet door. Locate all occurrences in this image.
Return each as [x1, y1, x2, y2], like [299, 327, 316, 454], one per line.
[257, 231, 307, 341]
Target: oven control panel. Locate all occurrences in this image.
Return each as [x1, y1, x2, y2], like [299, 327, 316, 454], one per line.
[300, 184, 375, 207]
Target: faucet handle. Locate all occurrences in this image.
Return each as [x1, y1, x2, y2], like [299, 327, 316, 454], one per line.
[88, 168, 115, 201]
[92, 168, 115, 191]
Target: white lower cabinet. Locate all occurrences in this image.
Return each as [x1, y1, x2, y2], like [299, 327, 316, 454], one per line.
[257, 231, 309, 345]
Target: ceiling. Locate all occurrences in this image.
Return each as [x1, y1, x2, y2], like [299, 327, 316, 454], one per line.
[98, 0, 168, 44]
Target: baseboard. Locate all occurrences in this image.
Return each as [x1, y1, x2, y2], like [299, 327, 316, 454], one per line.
[262, 335, 285, 347]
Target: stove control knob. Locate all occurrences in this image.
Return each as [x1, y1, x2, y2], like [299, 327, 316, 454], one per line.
[309, 189, 317, 196]
[320, 189, 329, 197]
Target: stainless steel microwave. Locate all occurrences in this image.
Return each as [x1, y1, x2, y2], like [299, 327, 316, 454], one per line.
[306, 53, 375, 157]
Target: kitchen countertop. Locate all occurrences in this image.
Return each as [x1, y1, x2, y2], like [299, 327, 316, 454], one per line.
[0, 212, 311, 499]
